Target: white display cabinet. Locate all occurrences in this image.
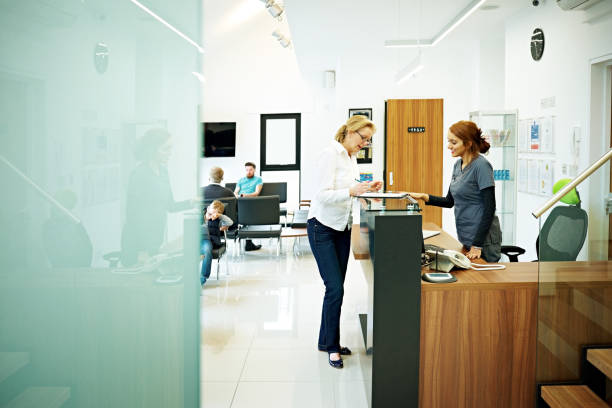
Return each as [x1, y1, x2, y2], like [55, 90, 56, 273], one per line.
[469, 110, 518, 245]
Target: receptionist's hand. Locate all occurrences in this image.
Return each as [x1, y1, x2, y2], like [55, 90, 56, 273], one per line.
[407, 192, 429, 202]
[466, 247, 482, 260]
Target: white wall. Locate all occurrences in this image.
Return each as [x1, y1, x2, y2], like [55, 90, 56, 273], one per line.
[202, 0, 612, 259]
[201, 0, 511, 240]
[505, 1, 612, 260]
[200, 0, 311, 190]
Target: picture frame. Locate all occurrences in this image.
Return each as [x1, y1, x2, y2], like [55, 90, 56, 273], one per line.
[348, 108, 372, 119]
[348, 108, 373, 163]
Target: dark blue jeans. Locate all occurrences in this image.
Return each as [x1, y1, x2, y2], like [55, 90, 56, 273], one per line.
[307, 218, 351, 353]
[200, 239, 213, 285]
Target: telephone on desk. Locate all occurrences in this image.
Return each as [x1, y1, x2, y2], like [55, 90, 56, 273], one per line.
[422, 244, 505, 283]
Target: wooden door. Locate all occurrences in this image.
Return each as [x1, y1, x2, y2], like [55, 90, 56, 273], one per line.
[385, 99, 444, 226]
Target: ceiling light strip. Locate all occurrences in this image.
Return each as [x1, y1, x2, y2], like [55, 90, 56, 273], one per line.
[431, 0, 487, 46]
[129, 0, 205, 54]
[384, 0, 487, 48]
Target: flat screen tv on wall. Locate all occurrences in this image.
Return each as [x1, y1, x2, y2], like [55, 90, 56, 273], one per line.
[202, 122, 236, 157]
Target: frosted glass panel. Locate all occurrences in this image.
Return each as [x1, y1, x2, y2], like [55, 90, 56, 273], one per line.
[266, 119, 296, 165]
[0, 1, 201, 406]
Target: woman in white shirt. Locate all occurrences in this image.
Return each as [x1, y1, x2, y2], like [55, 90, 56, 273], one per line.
[307, 115, 382, 369]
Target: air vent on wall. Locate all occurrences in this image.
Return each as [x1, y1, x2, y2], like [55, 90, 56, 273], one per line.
[557, 0, 601, 10]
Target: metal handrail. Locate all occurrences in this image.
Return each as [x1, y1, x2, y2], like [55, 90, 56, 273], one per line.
[532, 148, 612, 218]
[0, 153, 81, 224]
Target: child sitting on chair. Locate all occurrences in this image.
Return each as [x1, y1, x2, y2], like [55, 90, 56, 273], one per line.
[201, 200, 233, 286]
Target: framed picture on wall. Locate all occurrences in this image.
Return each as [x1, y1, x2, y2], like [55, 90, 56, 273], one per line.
[348, 108, 372, 119]
[348, 108, 373, 163]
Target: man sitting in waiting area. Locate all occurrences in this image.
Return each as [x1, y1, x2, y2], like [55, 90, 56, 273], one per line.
[234, 161, 263, 251]
[203, 166, 235, 200]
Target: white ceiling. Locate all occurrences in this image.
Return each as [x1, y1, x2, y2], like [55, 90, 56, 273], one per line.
[285, 0, 528, 70]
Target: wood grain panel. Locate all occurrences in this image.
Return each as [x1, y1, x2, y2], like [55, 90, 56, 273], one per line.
[537, 283, 612, 382]
[541, 385, 609, 408]
[386, 99, 443, 225]
[419, 285, 538, 407]
[587, 348, 612, 380]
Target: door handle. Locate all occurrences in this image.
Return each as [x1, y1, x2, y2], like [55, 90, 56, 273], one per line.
[389, 171, 394, 186]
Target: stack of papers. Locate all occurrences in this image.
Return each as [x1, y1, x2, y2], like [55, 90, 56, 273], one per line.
[423, 230, 440, 240]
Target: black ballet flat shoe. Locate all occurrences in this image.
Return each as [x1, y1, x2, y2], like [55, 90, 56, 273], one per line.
[328, 353, 343, 369]
[318, 346, 352, 355]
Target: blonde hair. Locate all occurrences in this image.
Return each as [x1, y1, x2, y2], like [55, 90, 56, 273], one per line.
[209, 166, 224, 183]
[334, 115, 376, 143]
[209, 200, 225, 214]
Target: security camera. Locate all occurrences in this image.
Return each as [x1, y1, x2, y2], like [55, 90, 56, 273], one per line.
[532, 0, 539, 6]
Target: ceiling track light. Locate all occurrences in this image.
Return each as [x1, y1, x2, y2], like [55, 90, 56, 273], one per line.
[272, 29, 291, 48]
[260, 0, 284, 20]
[384, 0, 486, 48]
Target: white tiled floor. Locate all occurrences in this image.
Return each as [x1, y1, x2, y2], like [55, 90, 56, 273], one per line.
[200, 238, 370, 408]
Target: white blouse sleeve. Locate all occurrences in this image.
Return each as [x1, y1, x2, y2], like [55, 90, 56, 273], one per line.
[313, 148, 351, 204]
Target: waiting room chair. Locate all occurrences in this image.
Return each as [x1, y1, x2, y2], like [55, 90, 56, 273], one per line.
[501, 205, 588, 262]
[260, 182, 288, 225]
[237, 195, 282, 256]
[203, 197, 237, 277]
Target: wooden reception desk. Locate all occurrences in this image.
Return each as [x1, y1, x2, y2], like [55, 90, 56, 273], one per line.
[352, 219, 539, 408]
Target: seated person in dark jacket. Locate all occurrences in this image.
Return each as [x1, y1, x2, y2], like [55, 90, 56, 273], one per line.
[203, 166, 235, 200]
[201, 200, 233, 286]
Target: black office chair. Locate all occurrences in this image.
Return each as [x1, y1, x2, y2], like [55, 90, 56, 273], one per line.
[260, 182, 288, 226]
[225, 182, 236, 193]
[501, 205, 588, 262]
[203, 197, 237, 278]
[237, 195, 282, 255]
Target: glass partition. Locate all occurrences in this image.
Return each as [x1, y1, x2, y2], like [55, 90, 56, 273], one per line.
[536, 167, 612, 401]
[0, 1, 202, 406]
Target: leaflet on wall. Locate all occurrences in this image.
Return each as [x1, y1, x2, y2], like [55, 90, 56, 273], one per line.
[518, 159, 528, 192]
[527, 159, 540, 194]
[539, 160, 554, 195]
[530, 120, 540, 151]
[539, 116, 554, 153]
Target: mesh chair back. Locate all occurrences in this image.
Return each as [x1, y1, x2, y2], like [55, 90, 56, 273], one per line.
[260, 182, 287, 203]
[237, 195, 280, 225]
[538, 205, 588, 261]
[203, 197, 237, 226]
[225, 182, 236, 192]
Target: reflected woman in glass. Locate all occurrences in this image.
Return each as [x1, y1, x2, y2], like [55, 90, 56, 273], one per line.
[307, 115, 382, 368]
[121, 128, 192, 266]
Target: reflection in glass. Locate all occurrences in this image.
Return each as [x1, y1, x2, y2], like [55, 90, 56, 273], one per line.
[0, 1, 201, 406]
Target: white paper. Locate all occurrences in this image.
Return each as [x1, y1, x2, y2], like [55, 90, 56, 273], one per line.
[528, 160, 540, 194]
[539, 116, 554, 153]
[358, 192, 408, 198]
[423, 230, 440, 239]
[539, 160, 554, 195]
[518, 159, 528, 192]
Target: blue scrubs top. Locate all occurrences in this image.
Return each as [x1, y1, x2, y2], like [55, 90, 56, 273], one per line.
[449, 155, 495, 247]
